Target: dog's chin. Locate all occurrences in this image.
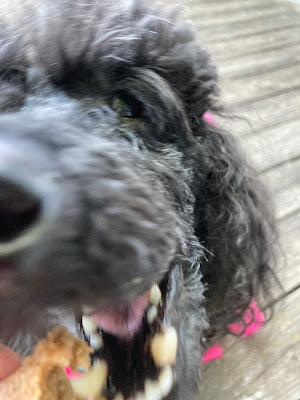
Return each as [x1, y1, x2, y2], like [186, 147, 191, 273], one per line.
[79, 272, 177, 400]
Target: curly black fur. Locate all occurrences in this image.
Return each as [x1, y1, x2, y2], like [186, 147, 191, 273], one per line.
[0, 1, 276, 399]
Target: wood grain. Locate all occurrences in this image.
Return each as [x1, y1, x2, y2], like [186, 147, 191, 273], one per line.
[183, 0, 300, 398]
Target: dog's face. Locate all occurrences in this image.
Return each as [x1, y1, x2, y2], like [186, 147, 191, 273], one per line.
[0, 1, 217, 399]
[0, 1, 275, 399]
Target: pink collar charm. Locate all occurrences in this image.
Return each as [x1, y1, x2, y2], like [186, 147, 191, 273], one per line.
[203, 112, 215, 126]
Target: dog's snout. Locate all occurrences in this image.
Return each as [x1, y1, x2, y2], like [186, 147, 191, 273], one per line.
[0, 177, 42, 245]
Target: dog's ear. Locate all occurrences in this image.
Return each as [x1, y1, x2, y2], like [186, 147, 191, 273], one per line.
[189, 112, 276, 336]
[174, 35, 277, 335]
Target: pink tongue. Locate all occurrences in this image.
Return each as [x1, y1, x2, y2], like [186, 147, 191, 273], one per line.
[91, 290, 150, 338]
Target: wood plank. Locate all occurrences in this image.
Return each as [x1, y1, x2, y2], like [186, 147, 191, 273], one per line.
[218, 43, 300, 79]
[192, 5, 290, 29]
[275, 212, 300, 291]
[205, 23, 300, 45]
[212, 26, 300, 61]
[256, 161, 300, 292]
[237, 341, 300, 400]
[187, 0, 264, 6]
[186, 0, 300, 398]
[199, 289, 300, 400]
[186, 0, 281, 18]
[261, 158, 300, 220]
[219, 63, 300, 106]
[193, 15, 300, 43]
[214, 88, 300, 137]
[240, 119, 300, 172]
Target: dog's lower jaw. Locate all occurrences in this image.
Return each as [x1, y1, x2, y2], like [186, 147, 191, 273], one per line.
[2, 261, 205, 400]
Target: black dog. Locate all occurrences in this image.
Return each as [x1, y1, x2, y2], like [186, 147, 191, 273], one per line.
[0, 1, 275, 399]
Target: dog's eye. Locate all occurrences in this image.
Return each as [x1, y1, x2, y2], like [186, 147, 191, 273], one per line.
[112, 94, 146, 119]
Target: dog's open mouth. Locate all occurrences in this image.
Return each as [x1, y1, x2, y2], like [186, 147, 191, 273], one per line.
[79, 276, 177, 400]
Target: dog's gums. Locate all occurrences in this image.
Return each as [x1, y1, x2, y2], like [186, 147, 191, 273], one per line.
[79, 283, 177, 400]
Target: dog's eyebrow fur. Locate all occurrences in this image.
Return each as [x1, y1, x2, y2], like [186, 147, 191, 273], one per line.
[0, 0, 218, 116]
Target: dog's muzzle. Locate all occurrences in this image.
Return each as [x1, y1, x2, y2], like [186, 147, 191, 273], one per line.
[0, 114, 182, 399]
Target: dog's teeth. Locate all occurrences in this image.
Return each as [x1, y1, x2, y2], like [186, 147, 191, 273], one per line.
[144, 379, 162, 400]
[147, 306, 158, 324]
[134, 392, 146, 400]
[89, 332, 103, 350]
[150, 326, 178, 367]
[113, 393, 124, 400]
[70, 360, 107, 399]
[82, 315, 97, 335]
[150, 284, 161, 306]
[158, 366, 174, 397]
[82, 305, 94, 314]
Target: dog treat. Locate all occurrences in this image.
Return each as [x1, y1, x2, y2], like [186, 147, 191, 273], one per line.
[150, 327, 178, 368]
[0, 326, 108, 400]
[0, 323, 176, 400]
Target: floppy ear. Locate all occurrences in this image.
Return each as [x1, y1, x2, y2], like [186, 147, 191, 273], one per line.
[170, 30, 277, 335]
[189, 113, 276, 337]
[147, 10, 277, 335]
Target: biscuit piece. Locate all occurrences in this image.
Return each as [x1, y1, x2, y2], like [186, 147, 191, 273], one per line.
[0, 327, 93, 400]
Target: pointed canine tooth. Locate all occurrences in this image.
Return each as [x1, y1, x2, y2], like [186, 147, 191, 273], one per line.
[144, 379, 162, 400]
[150, 284, 161, 306]
[158, 366, 174, 397]
[89, 332, 103, 350]
[70, 360, 107, 399]
[150, 326, 178, 367]
[82, 315, 97, 335]
[147, 306, 158, 324]
[113, 393, 124, 400]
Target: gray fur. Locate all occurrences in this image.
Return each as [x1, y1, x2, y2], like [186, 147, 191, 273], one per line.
[0, 1, 275, 399]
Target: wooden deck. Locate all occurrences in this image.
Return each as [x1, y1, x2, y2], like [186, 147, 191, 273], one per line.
[183, 0, 300, 399]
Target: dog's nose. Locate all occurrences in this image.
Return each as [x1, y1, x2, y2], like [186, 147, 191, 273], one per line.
[0, 139, 59, 257]
[0, 176, 42, 246]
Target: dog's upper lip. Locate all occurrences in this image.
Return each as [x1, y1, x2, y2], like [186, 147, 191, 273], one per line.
[91, 289, 150, 338]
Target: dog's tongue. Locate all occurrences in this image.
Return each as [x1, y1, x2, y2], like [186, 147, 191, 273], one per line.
[91, 290, 150, 338]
